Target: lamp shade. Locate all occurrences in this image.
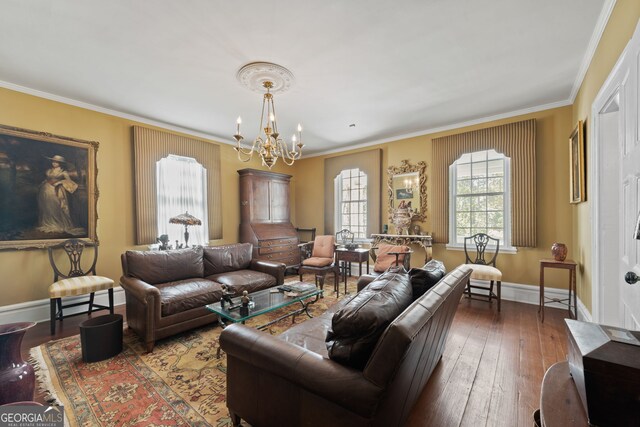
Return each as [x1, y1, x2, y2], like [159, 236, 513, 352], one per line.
[169, 211, 202, 226]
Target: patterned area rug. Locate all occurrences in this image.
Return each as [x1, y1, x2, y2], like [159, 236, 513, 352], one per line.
[30, 277, 358, 426]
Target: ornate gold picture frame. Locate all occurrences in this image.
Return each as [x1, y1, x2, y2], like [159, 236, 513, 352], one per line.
[0, 125, 99, 249]
[569, 120, 585, 204]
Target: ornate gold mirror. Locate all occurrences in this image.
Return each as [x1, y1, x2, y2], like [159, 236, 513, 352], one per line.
[387, 160, 427, 223]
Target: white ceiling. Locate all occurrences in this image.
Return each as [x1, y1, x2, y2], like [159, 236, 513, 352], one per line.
[0, 0, 607, 155]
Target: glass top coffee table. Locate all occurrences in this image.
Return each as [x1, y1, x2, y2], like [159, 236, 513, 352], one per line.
[206, 282, 323, 358]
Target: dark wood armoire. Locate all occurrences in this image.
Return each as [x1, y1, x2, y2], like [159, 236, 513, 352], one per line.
[238, 168, 300, 267]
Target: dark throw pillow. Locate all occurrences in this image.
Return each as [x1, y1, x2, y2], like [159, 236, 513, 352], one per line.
[326, 270, 413, 370]
[408, 259, 446, 301]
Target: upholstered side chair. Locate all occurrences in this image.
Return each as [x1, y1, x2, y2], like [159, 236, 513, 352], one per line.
[298, 235, 340, 295]
[48, 239, 115, 334]
[463, 233, 502, 311]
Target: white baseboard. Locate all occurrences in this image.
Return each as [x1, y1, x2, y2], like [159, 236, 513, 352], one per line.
[577, 297, 592, 322]
[0, 287, 126, 325]
[0, 279, 594, 325]
[468, 279, 592, 319]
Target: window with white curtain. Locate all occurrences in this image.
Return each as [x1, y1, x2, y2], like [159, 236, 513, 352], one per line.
[156, 155, 209, 246]
[334, 168, 368, 239]
[448, 149, 513, 250]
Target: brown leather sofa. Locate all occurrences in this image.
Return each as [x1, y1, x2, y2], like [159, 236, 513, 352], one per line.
[220, 264, 472, 427]
[120, 243, 285, 352]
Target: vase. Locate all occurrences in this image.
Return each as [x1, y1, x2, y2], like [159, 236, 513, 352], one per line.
[0, 322, 36, 405]
[551, 242, 568, 262]
[391, 208, 412, 235]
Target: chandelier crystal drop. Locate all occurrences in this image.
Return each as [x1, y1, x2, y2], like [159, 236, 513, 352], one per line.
[233, 80, 304, 169]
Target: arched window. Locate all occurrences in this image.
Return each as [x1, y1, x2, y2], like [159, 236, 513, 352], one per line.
[334, 168, 367, 239]
[449, 149, 512, 248]
[156, 155, 209, 246]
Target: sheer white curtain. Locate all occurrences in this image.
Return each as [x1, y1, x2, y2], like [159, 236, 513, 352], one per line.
[156, 155, 209, 246]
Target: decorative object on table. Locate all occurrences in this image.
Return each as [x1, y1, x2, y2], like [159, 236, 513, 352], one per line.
[233, 62, 304, 169]
[240, 291, 251, 316]
[156, 234, 171, 250]
[391, 206, 412, 235]
[0, 322, 36, 405]
[169, 211, 202, 247]
[382, 224, 388, 234]
[336, 229, 358, 249]
[241, 291, 250, 307]
[411, 224, 421, 236]
[220, 284, 235, 309]
[551, 242, 568, 261]
[569, 120, 586, 203]
[0, 124, 99, 250]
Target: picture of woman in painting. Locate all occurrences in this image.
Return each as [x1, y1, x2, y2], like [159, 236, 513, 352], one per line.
[37, 155, 85, 235]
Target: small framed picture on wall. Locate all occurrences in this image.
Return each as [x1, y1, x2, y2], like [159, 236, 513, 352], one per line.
[569, 120, 585, 204]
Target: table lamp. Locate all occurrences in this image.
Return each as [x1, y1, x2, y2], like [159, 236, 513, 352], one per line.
[169, 211, 202, 247]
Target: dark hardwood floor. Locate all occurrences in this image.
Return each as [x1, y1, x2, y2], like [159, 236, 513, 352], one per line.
[21, 297, 570, 427]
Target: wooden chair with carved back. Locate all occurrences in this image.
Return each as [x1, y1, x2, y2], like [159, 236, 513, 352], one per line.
[463, 233, 502, 311]
[48, 239, 115, 335]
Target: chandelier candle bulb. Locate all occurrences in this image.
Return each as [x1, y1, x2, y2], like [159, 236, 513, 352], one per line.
[236, 116, 242, 134]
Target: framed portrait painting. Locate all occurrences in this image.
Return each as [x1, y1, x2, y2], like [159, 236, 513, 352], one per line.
[0, 125, 98, 249]
[569, 120, 585, 204]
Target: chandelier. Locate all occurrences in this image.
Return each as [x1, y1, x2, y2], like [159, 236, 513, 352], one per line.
[233, 62, 304, 169]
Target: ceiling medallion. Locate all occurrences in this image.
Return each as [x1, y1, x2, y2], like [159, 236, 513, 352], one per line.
[233, 62, 303, 169]
[236, 62, 295, 94]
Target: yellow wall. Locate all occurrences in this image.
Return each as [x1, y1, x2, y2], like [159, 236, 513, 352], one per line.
[0, 86, 293, 307]
[2, 3, 638, 311]
[294, 106, 575, 287]
[572, 0, 640, 311]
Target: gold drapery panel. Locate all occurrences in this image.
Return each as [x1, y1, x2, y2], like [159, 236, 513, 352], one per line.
[432, 119, 536, 247]
[133, 126, 222, 244]
[324, 149, 382, 237]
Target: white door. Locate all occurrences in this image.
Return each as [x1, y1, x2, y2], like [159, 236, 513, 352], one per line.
[620, 25, 640, 329]
[593, 20, 640, 329]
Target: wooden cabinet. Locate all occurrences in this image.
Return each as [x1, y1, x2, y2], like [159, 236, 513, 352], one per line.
[238, 169, 300, 267]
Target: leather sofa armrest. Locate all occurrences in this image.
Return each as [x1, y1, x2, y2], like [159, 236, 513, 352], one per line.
[119, 276, 161, 303]
[249, 259, 286, 286]
[220, 323, 383, 417]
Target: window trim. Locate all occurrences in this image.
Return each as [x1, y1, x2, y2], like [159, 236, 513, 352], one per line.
[447, 151, 517, 253]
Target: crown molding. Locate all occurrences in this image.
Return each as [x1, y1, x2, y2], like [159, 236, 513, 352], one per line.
[0, 79, 237, 146]
[305, 99, 572, 158]
[569, 0, 617, 102]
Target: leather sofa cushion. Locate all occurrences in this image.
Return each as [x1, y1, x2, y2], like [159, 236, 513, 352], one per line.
[408, 259, 446, 301]
[326, 270, 413, 369]
[373, 244, 410, 273]
[206, 270, 276, 294]
[156, 279, 223, 316]
[125, 247, 204, 285]
[203, 243, 252, 276]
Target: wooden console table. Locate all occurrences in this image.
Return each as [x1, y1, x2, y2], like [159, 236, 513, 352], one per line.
[370, 234, 433, 264]
[539, 258, 577, 322]
[539, 361, 587, 427]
